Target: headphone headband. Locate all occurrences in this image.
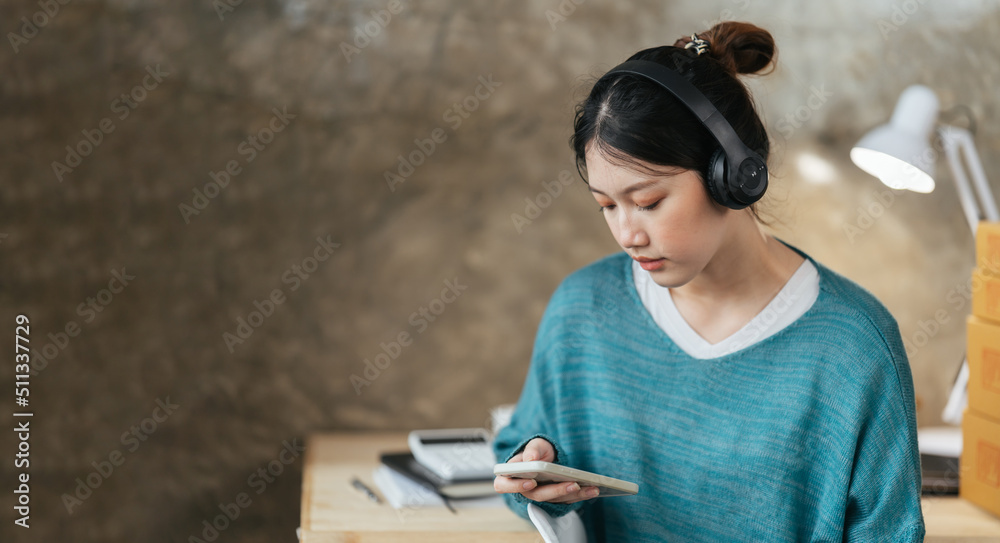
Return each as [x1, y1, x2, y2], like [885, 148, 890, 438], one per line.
[601, 59, 768, 209]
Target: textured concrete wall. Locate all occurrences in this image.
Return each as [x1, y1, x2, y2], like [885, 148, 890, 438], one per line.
[1, 0, 998, 541]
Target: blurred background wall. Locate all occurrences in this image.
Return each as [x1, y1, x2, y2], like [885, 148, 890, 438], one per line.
[2, 0, 998, 541]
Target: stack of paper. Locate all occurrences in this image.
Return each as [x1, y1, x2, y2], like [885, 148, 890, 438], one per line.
[372, 464, 445, 509]
[372, 465, 504, 510]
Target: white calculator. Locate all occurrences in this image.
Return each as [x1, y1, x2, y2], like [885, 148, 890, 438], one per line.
[407, 427, 496, 481]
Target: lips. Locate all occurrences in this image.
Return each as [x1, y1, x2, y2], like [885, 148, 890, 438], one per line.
[632, 256, 666, 271]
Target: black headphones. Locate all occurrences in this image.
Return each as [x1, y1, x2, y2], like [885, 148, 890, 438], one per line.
[601, 58, 768, 210]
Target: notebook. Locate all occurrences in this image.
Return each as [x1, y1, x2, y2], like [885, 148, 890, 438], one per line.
[379, 451, 496, 498]
[371, 464, 504, 509]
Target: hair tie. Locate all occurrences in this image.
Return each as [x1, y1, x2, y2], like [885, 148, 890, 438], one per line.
[684, 33, 709, 56]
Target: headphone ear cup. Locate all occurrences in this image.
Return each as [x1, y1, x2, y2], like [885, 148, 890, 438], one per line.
[704, 148, 733, 208]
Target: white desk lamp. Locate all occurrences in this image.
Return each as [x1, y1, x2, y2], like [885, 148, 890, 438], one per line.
[851, 84, 1000, 458]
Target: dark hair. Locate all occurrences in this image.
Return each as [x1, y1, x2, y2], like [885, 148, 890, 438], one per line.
[570, 22, 777, 219]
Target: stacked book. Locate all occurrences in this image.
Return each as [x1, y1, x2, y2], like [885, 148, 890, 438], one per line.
[962, 221, 1000, 518]
[371, 428, 502, 510]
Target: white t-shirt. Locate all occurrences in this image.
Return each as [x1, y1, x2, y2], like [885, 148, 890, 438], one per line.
[632, 257, 820, 359]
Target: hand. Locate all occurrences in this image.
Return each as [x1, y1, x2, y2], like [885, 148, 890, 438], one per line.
[493, 437, 601, 504]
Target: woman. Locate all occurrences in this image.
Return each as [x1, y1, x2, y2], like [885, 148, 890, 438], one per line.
[492, 21, 925, 542]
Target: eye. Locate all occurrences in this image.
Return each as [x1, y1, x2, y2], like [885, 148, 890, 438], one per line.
[597, 204, 615, 212]
[637, 200, 661, 211]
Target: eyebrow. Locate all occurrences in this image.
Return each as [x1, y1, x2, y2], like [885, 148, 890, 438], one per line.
[588, 178, 662, 197]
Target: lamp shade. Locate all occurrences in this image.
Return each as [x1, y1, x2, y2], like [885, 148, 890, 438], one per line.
[850, 85, 939, 193]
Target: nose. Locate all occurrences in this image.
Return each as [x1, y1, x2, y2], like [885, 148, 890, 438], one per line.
[614, 209, 648, 249]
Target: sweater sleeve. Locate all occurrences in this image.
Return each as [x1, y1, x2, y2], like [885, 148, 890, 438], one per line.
[842, 334, 926, 542]
[492, 287, 585, 520]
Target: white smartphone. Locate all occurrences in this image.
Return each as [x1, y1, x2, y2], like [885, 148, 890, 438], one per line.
[494, 461, 638, 497]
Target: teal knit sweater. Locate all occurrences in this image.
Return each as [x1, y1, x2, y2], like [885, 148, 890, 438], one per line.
[493, 245, 925, 542]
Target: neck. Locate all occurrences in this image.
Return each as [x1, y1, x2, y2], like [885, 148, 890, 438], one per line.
[671, 214, 803, 309]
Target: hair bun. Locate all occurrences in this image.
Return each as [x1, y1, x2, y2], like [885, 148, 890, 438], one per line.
[686, 21, 777, 76]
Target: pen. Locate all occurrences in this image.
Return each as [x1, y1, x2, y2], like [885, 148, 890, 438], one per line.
[403, 480, 457, 514]
[441, 495, 457, 514]
[409, 478, 458, 514]
[350, 476, 382, 504]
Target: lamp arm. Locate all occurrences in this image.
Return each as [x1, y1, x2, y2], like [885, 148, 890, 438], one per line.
[937, 124, 997, 429]
[938, 126, 986, 234]
[940, 355, 969, 425]
[938, 125, 1000, 235]
[956, 128, 1000, 222]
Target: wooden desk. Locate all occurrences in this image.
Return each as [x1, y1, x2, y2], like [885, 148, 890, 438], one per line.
[301, 431, 1000, 542]
[922, 495, 1000, 542]
[300, 432, 540, 542]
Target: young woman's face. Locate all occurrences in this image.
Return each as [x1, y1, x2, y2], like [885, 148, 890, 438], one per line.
[585, 145, 731, 288]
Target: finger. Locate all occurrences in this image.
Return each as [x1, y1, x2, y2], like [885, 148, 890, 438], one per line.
[522, 439, 549, 462]
[546, 485, 601, 504]
[494, 475, 537, 494]
[523, 438, 555, 462]
[522, 481, 600, 503]
[550, 485, 601, 504]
